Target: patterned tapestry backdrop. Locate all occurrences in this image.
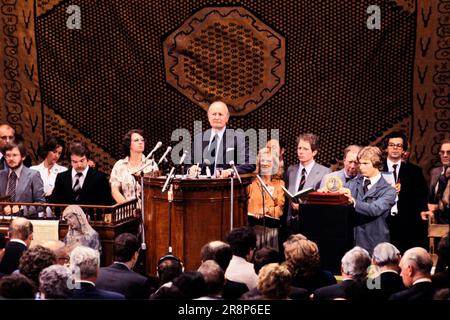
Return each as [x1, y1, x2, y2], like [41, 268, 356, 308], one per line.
[0, 0, 448, 177]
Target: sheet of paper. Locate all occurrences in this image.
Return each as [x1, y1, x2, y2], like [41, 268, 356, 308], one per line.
[30, 220, 60, 247]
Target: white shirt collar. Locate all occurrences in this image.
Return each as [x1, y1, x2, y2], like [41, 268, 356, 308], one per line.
[364, 172, 382, 189]
[10, 238, 27, 247]
[412, 278, 432, 285]
[387, 159, 402, 173]
[71, 166, 89, 179]
[210, 126, 226, 144]
[9, 164, 24, 179]
[299, 160, 315, 176]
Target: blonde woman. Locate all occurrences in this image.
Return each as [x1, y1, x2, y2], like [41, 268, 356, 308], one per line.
[247, 148, 285, 251]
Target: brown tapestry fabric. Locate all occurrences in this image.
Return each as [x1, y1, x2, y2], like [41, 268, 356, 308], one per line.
[1, 0, 446, 176]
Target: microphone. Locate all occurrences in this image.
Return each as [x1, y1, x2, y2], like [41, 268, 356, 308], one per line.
[204, 159, 212, 178]
[157, 146, 172, 165]
[145, 141, 162, 160]
[178, 151, 188, 165]
[229, 160, 242, 184]
[256, 175, 275, 200]
[162, 167, 176, 193]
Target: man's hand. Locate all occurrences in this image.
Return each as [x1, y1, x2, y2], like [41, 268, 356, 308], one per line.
[394, 183, 401, 194]
[420, 210, 434, 221]
[291, 200, 299, 211]
[338, 187, 354, 204]
[221, 169, 233, 178]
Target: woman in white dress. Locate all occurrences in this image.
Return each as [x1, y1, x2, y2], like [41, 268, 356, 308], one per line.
[110, 129, 158, 206]
[31, 136, 67, 197]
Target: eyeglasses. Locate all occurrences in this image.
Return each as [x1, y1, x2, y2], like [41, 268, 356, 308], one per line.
[439, 150, 450, 155]
[388, 143, 403, 148]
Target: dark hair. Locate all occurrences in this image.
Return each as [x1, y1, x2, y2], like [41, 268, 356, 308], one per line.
[296, 133, 320, 152]
[19, 245, 57, 287]
[122, 129, 144, 157]
[383, 131, 408, 150]
[226, 227, 257, 258]
[0, 274, 36, 299]
[253, 247, 280, 274]
[113, 233, 140, 262]
[200, 241, 232, 272]
[39, 136, 66, 160]
[67, 141, 90, 159]
[3, 141, 27, 158]
[157, 255, 183, 284]
[171, 271, 206, 299]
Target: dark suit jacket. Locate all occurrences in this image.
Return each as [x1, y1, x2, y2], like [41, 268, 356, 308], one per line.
[96, 263, 153, 299]
[368, 271, 405, 300]
[0, 241, 27, 275]
[389, 281, 437, 300]
[312, 279, 355, 300]
[191, 127, 256, 175]
[50, 167, 113, 206]
[383, 161, 429, 252]
[71, 282, 125, 300]
[347, 175, 396, 253]
[222, 278, 249, 300]
[0, 166, 46, 217]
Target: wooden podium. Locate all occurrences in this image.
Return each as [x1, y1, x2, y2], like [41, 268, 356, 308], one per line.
[143, 174, 253, 274]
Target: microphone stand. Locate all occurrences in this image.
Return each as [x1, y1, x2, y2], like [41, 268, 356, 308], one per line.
[256, 175, 275, 248]
[132, 158, 157, 275]
[162, 166, 177, 255]
[230, 174, 234, 232]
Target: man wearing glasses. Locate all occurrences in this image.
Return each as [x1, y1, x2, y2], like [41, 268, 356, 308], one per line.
[422, 140, 450, 224]
[382, 131, 429, 254]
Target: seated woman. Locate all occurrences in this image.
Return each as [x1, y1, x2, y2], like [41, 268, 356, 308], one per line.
[247, 147, 285, 251]
[62, 205, 101, 254]
[31, 136, 67, 197]
[110, 129, 158, 206]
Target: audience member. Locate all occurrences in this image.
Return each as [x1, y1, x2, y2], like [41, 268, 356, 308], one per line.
[368, 242, 405, 300]
[42, 240, 70, 266]
[196, 260, 224, 300]
[18, 245, 56, 288]
[225, 227, 258, 290]
[70, 246, 124, 299]
[0, 217, 33, 275]
[96, 233, 152, 299]
[38, 264, 73, 299]
[256, 263, 292, 300]
[432, 232, 449, 289]
[0, 273, 36, 299]
[390, 247, 436, 300]
[283, 234, 336, 293]
[312, 246, 371, 300]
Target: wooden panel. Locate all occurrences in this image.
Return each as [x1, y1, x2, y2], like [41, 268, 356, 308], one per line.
[144, 174, 253, 274]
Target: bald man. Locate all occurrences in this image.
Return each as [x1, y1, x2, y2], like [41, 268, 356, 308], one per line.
[0, 217, 33, 275]
[389, 247, 436, 300]
[190, 101, 255, 178]
[42, 240, 69, 265]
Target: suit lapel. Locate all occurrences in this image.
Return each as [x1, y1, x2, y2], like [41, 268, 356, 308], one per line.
[0, 171, 8, 195]
[363, 176, 386, 199]
[15, 167, 29, 199]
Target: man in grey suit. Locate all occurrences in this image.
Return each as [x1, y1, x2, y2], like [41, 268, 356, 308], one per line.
[340, 146, 396, 253]
[0, 141, 45, 217]
[284, 133, 330, 235]
[422, 140, 450, 224]
[320, 145, 361, 188]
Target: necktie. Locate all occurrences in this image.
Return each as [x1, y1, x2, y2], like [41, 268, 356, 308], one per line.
[392, 164, 398, 183]
[209, 134, 219, 159]
[345, 176, 353, 183]
[298, 168, 307, 192]
[363, 179, 371, 195]
[73, 172, 83, 193]
[0, 156, 5, 170]
[7, 171, 17, 201]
